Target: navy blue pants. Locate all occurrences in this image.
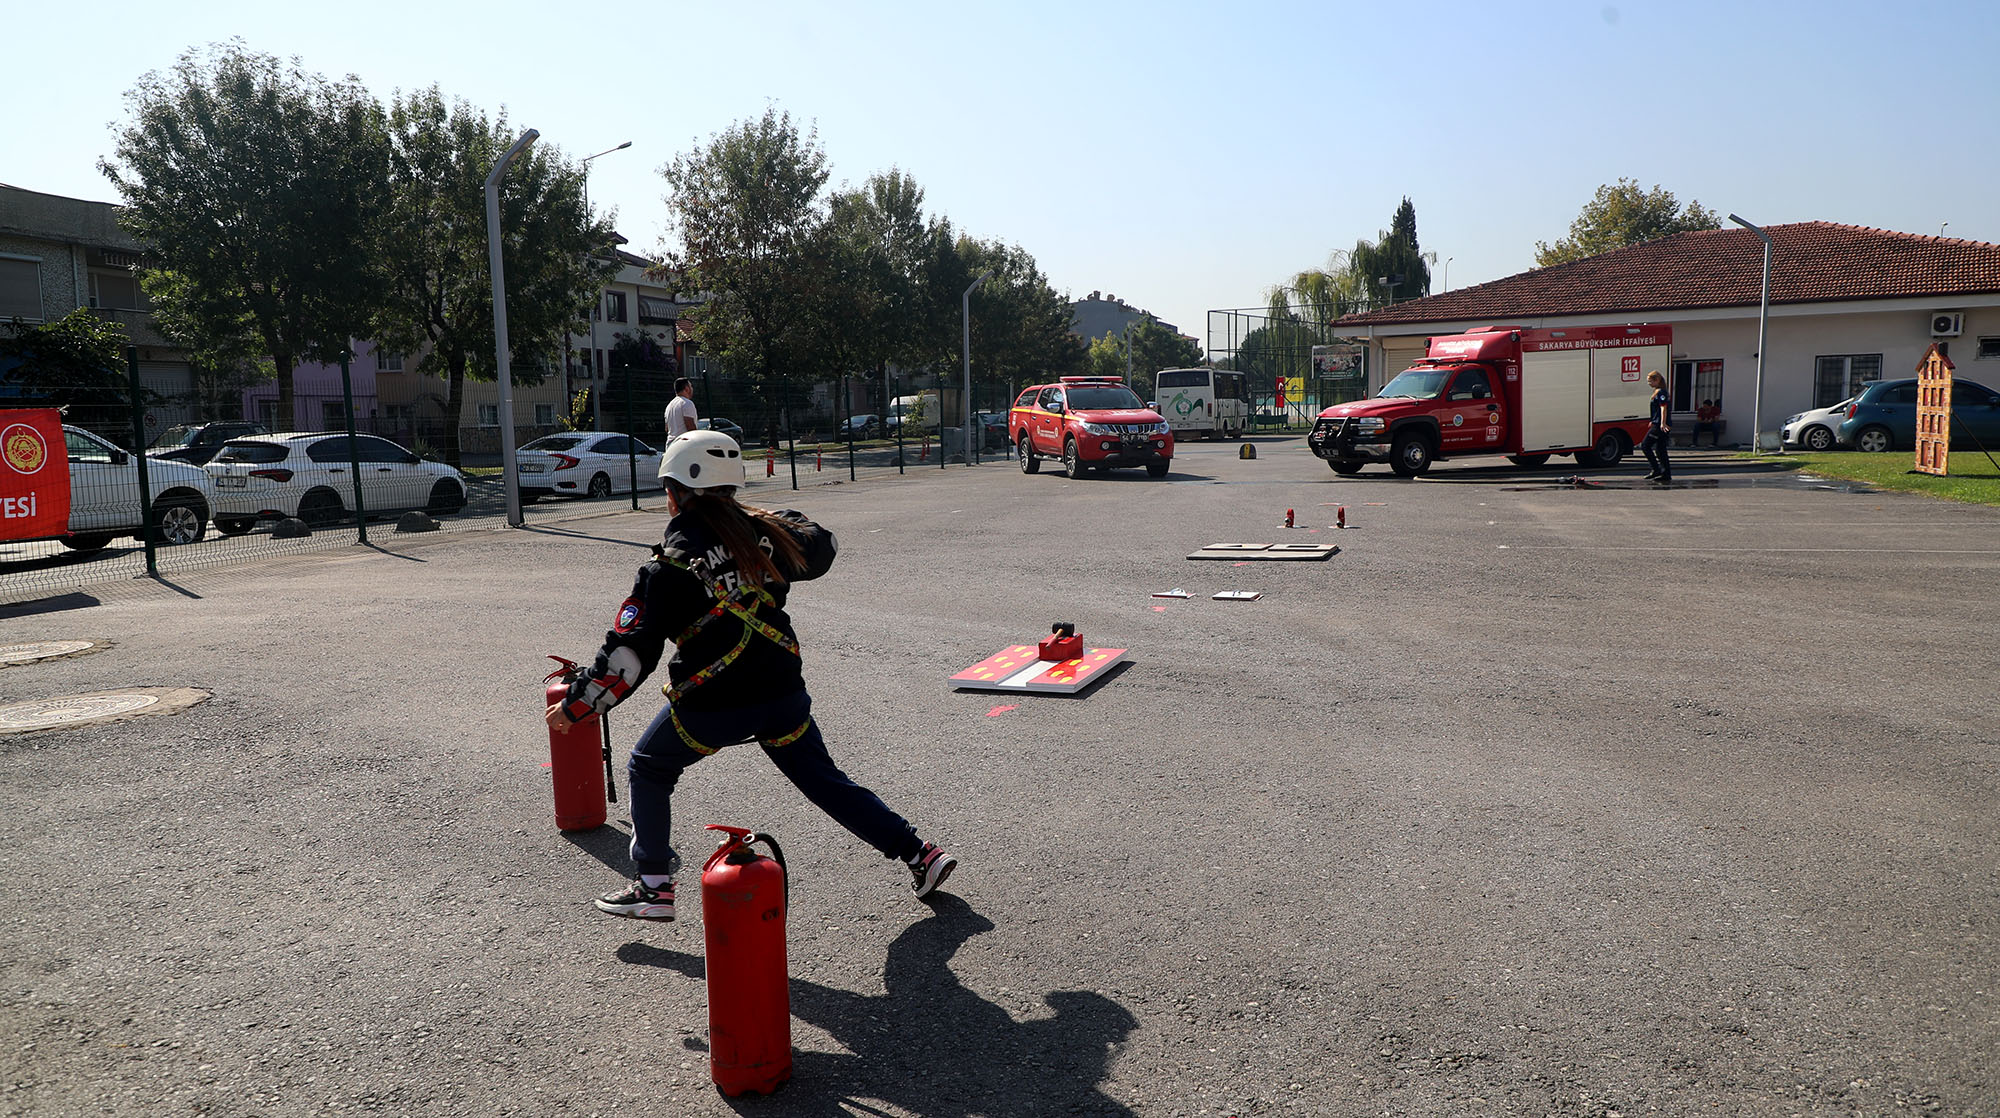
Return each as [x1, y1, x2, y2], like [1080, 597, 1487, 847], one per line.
[625, 688, 920, 878]
[1641, 428, 1672, 479]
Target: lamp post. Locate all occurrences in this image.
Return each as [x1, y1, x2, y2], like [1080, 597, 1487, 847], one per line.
[581, 141, 631, 431]
[962, 269, 992, 465]
[1728, 213, 1773, 454]
[487, 127, 539, 527]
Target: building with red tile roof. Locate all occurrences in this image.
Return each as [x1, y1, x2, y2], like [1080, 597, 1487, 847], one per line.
[1327, 223, 2000, 447]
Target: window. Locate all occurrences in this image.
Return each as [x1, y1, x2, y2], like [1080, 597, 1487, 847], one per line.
[534, 403, 556, 425]
[477, 404, 500, 427]
[1977, 337, 2000, 360]
[1815, 354, 1882, 407]
[321, 401, 350, 429]
[256, 401, 278, 425]
[0, 256, 43, 320]
[354, 436, 409, 463]
[1672, 359, 1723, 414]
[88, 271, 143, 310]
[306, 436, 353, 463]
[378, 352, 405, 372]
[605, 292, 627, 323]
[65, 428, 117, 464]
[1449, 369, 1492, 400]
[384, 404, 415, 426]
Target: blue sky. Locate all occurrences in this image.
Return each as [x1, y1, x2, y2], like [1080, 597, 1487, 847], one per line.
[9, 0, 1998, 351]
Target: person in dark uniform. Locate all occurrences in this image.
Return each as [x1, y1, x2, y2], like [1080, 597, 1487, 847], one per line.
[1641, 370, 1673, 483]
[546, 431, 956, 921]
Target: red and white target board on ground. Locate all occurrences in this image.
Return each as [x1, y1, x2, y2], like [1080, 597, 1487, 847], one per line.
[0, 410, 70, 541]
[950, 644, 1127, 694]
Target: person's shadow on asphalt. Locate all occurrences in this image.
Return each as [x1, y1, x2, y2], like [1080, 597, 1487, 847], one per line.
[618, 893, 1137, 1116]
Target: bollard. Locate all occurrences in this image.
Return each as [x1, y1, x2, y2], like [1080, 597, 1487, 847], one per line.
[1284, 508, 1294, 528]
[1336, 505, 1346, 529]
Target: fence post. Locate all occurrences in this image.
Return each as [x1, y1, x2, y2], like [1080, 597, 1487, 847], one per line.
[622, 359, 639, 510]
[125, 346, 158, 576]
[340, 353, 369, 545]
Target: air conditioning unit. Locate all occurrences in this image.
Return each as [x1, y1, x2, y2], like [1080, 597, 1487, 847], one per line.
[1929, 311, 1964, 337]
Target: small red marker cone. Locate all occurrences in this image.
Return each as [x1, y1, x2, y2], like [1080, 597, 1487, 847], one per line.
[1285, 508, 1295, 528]
[1337, 505, 1346, 529]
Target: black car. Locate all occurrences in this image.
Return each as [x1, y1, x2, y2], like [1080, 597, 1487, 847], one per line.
[148, 421, 272, 465]
[975, 411, 1009, 451]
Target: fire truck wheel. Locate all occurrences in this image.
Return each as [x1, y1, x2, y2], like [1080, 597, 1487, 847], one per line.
[1063, 438, 1087, 479]
[1579, 430, 1626, 467]
[1389, 433, 1433, 477]
[1018, 436, 1039, 474]
[1507, 454, 1551, 469]
[1146, 461, 1169, 478]
[1328, 460, 1364, 475]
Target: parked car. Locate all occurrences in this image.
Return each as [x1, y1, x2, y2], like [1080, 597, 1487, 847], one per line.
[54, 425, 218, 552]
[516, 432, 662, 501]
[1837, 377, 2000, 452]
[1781, 399, 1852, 452]
[147, 421, 271, 465]
[697, 417, 745, 444]
[974, 411, 1009, 451]
[840, 414, 878, 440]
[204, 432, 468, 532]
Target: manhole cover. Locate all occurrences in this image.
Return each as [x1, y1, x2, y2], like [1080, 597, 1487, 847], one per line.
[0, 687, 209, 734]
[0, 639, 107, 667]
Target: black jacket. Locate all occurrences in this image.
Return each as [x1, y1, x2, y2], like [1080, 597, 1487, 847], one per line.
[565, 508, 836, 716]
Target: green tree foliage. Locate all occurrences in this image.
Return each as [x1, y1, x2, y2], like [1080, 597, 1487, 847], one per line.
[957, 237, 1085, 405]
[373, 88, 614, 465]
[0, 310, 142, 440]
[659, 108, 831, 413]
[101, 41, 389, 430]
[1535, 178, 1721, 267]
[1346, 197, 1431, 306]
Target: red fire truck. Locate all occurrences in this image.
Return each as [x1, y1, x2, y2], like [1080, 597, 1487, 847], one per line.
[1307, 324, 1671, 476]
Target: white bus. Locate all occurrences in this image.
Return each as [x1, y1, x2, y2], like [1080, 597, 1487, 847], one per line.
[1153, 368, 1249, 439]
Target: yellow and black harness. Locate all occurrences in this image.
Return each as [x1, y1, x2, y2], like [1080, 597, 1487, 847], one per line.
[655, 546, 812, 755]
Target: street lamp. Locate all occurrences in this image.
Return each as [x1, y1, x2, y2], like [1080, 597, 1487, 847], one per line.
[1728, 213, 1773, 454]
[962, 269, 992, 465]
[581, 141, 632, 430]
[1443, 257, 1453, 293]
[487, 127, 539, 527]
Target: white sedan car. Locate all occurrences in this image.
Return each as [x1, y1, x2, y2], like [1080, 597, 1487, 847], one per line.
[204, 432, 468, 533]
[56, 425, 219, 552]
[515, 432, 663, 501]
[1781, 398, 1853, 452]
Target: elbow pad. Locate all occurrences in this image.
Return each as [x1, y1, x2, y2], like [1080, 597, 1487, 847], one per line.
[565, 646, 644, 720]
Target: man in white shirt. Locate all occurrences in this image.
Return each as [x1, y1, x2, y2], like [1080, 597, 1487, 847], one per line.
[663, 378, 698, 446]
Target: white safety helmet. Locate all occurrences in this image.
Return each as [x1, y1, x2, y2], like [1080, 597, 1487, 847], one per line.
[658, 430, 746, 490]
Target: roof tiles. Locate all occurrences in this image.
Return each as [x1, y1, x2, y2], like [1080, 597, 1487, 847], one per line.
[1334, 223, 2000, 327]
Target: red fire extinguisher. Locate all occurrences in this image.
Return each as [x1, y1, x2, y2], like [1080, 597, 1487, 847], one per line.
[542, 656, 614, 831]
[701, 824, 791, 1096]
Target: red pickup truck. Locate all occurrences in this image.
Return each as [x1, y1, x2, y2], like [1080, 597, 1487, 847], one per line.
[1010, 377, 1174, 479]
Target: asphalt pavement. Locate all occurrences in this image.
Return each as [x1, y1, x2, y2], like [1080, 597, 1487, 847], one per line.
[1, 438, 1996, 1117]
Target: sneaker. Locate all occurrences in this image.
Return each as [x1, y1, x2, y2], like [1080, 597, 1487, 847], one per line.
[909, 842, 957, 898]
[595, 878, 675, 920]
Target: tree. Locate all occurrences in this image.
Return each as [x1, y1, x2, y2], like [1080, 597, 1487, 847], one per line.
[957, 237, 1084, 408]
[101, 42, 389, 430]
[373, 87, 614, 465]
[1535, 178, 1721, 266]
[658, 109, 831, 417]
[0, 310, 141, 440]
[1346, 197, 1431, 306]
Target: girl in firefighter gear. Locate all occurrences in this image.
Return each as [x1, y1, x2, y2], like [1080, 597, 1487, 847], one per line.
[545, 431, 956, 920]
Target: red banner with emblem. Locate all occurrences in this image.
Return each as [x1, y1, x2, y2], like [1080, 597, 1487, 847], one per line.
[0, 410, 71, 541]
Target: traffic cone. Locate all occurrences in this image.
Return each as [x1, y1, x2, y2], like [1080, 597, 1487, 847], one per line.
[766, 453, 775, 478]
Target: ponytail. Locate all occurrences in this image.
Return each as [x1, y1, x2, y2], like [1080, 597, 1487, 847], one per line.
[667, 482, 806, 587]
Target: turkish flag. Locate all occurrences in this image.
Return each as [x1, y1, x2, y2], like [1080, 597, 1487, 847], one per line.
[0, 409, 72, 541]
